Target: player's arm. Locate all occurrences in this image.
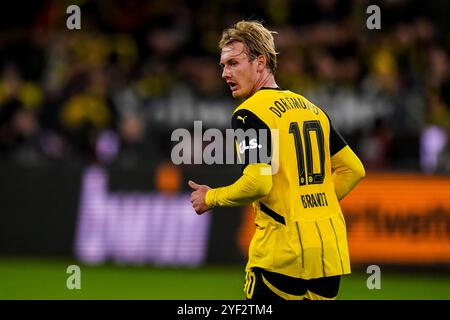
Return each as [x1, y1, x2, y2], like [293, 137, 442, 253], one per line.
[328, 121, 365, 200]
[332, 146, 365, 200]
[189, 162, 271, 214]
[205, 109, 273, 208]
[205, 162, 272, 207]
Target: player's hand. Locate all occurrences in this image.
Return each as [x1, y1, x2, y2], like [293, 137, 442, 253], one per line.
[188, 180, 211, 215]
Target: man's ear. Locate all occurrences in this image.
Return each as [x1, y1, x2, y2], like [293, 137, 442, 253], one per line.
[256, 55, 267, 72]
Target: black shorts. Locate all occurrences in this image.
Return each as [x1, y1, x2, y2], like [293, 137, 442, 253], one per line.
[244, 267, 341, 300]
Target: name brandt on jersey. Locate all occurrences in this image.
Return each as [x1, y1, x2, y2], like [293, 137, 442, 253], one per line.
[269, 97, 319, 118]
[301, 193, 329, 209]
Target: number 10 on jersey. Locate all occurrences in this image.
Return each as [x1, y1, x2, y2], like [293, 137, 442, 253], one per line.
[289, 121, 325, 186]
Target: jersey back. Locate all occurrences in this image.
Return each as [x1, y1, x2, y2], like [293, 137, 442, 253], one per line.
[232, 88, 351, 279]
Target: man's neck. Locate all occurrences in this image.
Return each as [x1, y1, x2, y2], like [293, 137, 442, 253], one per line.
[250, 72, 278, 96]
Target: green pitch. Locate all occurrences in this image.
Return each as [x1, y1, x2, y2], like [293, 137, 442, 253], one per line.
[0, 258, 449, 300]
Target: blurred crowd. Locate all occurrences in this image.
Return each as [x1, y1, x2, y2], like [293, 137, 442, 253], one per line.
[0, 0, 449, 173]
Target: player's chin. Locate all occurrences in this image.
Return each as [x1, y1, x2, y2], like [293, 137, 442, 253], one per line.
[231, 89, 245, 99]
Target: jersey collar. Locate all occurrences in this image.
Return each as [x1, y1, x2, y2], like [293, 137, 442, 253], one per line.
[260, 87, 283, 91]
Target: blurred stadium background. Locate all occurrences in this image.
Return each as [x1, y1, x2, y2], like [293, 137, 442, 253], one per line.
[1, 0, 450, 300]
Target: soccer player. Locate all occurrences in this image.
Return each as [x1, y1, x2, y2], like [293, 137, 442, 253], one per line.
[189, 21, 365, 300]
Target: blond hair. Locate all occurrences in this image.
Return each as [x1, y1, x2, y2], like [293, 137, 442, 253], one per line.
[219, 20, 278, 74]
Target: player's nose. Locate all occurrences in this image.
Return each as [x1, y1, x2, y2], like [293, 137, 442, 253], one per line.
[222, 66, 230, 79]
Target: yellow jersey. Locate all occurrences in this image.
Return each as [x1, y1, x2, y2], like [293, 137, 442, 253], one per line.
[231, 87, 351, 280]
